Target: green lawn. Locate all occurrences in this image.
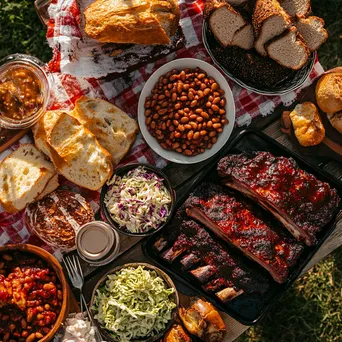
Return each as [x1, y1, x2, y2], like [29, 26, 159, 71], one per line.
[0, 1, 341, 341]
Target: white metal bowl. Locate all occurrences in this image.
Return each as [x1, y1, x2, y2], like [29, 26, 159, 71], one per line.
[138, 58, 236, 164]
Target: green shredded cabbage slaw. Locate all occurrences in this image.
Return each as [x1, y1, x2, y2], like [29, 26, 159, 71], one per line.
[93, 266, 176, 341]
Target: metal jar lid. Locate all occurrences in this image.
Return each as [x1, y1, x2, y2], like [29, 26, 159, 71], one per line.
[76, 221, 120, 266]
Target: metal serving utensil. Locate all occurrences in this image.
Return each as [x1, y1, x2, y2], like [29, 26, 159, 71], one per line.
[64, 254, 103, 342]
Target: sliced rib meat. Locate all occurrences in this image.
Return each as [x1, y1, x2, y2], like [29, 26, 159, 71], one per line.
[185, 183, 303, 283]
[217, 152, 340, 246]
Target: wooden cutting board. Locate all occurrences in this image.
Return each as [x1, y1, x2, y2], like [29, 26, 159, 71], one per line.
[0, 128, 30, 154]
[280, 67, 342, 163]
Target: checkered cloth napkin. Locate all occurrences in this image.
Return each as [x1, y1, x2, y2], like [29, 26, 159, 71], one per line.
[0, 0, 324, 253]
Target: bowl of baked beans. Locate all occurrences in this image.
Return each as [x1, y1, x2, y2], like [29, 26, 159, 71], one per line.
[0, 244, 69, 342]
[0, 54, 51, 129]
[138, 58, 235, 164]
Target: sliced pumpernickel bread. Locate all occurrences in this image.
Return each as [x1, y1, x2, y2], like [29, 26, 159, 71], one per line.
[48, 113, 113, 191]
[209, 3, 246, 47]
[0, 144, 58, 213]
[231, 24, 254, 50]
[296, 16, 328, 52]
[267, 27, 310, 70]
[253, 0, 292, 56]
[71, 96, 139, 167]
[279, 0, 311, 17]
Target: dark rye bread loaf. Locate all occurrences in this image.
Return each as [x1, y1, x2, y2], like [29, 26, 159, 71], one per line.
[25, 190, 94, 251]
[253, 0, 292, 56]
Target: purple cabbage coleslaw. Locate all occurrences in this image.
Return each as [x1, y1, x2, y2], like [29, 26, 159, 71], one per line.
[104, 167, 172, 233]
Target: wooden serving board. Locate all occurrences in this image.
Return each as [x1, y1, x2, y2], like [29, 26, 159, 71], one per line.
[0, 128, 30, 154]
[279, 67, 342, 163]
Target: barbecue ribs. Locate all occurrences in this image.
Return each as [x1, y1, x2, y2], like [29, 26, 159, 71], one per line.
[185, 183, 303, 283]
[154, 219, 269, 301]
[217, 152, 340, 246]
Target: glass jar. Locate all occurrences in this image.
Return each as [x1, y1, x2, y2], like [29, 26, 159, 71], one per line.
[0, 54, 51, 129]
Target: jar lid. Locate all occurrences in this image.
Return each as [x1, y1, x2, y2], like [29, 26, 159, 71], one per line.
[76, 221, 120, 264]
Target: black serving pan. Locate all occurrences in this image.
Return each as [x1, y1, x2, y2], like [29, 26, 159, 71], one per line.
[202, 20, 316, 96]
[143, 129, 342, 325]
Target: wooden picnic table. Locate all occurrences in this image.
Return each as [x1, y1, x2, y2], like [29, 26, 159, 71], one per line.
[76, 103, 342, 342]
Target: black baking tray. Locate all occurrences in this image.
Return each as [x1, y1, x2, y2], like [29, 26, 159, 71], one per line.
[143, 129, 342, 325]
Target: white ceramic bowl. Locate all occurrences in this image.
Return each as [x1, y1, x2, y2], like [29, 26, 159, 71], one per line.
[138, 58, 236, 164]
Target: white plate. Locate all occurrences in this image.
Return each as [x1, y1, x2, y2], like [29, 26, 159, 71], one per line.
[138, 58, 236, 164]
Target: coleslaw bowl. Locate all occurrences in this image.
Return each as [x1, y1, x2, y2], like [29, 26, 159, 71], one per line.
[100, 163, 176, 237]
[90, 263, 179, 342]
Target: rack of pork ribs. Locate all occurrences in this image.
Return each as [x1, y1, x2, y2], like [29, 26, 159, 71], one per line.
[217, 152, 340, 246]
[154, 152, 340, 302]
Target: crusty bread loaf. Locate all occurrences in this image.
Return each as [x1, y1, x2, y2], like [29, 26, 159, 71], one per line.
[316, 73, 342, 114]
[327, 112, 342, 134]
[267, 28, 310, 70]
[71, 96, 139, 167]
[209, 3, 246, 47]
[296, 16, 328, 52]
[279, 0, 311, 17]
[84, 0, 180, 45]
[231, 24, 254, 50]
[253, 0, 292, 56]
[48, 113, 113, 191]
[289, 102, 325, 146]
[0, 144, 57, 213]
[32, 110, 64, 159]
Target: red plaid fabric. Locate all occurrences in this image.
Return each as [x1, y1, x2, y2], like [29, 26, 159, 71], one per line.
[0, 0, 324, 253]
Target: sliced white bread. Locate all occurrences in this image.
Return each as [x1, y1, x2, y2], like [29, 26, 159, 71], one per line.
[32, 110, 65, 159]
[267, 27, 310, 70]
[231, 24, 254, 50]
[36, 173, 59, 201]
[71, 96, 139, 167]
[48, 113, 113, 191]
[253, 0, 292, 56]
[0, 144, 57, 213]
[209, 4, 246, 47]
[296, 16, 328, 52]
[279, 0, 311, 17]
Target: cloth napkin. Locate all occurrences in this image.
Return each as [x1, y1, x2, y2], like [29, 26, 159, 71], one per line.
[0, 0, 324, 252]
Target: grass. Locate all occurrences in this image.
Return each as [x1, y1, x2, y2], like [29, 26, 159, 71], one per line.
[0, 1, 341, 341]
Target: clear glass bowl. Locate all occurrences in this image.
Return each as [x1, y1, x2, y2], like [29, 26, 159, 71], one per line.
[0, 54, 51, 129]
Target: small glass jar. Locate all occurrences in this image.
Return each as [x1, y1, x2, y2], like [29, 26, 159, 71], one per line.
[76, 221, 120, 266]
[0, 54, 51, 129]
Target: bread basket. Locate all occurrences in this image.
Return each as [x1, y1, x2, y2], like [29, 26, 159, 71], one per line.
[0, 244, 69, 342]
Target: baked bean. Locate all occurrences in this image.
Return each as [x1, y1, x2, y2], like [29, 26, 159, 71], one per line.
[25, 333, 36, 342]
[143, 67, 227, 155]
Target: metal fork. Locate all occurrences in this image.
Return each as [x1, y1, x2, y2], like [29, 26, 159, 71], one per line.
[64, 254, 102, 341]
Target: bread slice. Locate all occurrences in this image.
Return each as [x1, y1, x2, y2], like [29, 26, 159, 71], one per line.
[48, 113, 113, 191]
[209, 4, 246, 47]
[253, 0, 292, 56]
[267, 28, 310, 70]
[289, 102, 325, 146]
[71, 96, 139, 167]
[279, 0, 311, 17]
[296, 16, 328, 52]
[231, 24, 254, 50]
[327, 111, 342, 134]
[0, 144, 57, 213]
[32, 110, 65, 159]
[35, 173, 59, 201]
[84, 0, 179, 45]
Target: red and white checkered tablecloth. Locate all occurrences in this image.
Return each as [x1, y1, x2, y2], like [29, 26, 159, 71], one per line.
[0, 0, 324, 254]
